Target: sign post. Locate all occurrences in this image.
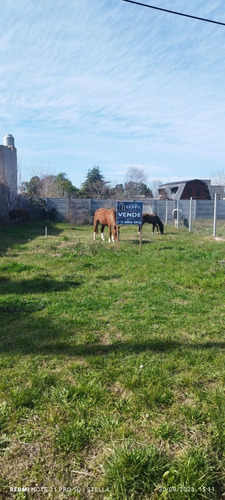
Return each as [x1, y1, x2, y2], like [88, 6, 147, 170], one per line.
[116, 201, 143, 251]
[140, 225, 142, 252]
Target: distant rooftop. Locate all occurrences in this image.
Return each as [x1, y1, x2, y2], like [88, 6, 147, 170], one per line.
[158, 179, 211, 187]
[154, 179, 212, 200]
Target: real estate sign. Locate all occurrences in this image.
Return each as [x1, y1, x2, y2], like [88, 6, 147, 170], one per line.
[116, 201, 143, 225]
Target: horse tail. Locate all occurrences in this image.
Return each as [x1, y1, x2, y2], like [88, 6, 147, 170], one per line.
[93, 212, 99, 233]
[112, 210, 119, 241]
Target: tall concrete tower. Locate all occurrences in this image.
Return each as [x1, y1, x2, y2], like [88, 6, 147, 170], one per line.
[0, 134, 17, 215]
[3, 134, 15, 147]
[0, 134, 17, 194]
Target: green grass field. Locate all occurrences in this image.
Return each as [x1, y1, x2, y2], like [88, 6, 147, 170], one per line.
[0, 220, 224, 499]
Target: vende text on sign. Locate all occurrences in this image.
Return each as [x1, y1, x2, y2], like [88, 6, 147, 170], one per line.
[116, 201, 143, 225]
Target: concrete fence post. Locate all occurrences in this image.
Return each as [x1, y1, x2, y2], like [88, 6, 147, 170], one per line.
[189, 197, 192, 232]
[194, 199, 197, 220]
[213, 193, 217, 238]
[165, 200, 168, 226]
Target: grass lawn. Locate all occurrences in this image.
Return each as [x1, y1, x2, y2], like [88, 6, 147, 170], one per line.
[0, 220, 224, 499]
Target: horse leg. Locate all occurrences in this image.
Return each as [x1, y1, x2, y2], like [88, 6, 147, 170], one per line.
[113, 225, 119, 242]
[152, 223, 159, 234]
[112, 225, 117, 243]
[108, 225, 112, 243]
[93, 218, 99, 239]
[101, 225, 105, 241]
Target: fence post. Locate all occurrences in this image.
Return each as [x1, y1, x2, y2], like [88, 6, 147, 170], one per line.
[213, 193, 217, 238]
[194, 199, 197, 220]
[189, 197, 192, 232]
[165, 200, 168, 226]
[177, 199, 179, 229]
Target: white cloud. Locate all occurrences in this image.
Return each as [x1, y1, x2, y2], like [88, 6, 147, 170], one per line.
[1, 0, 225, 187]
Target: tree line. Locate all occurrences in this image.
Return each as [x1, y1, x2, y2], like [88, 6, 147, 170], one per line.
[19, 166, 154, 200]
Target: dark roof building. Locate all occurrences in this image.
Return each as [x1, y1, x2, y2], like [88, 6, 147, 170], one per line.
[154, 179, 212, 201]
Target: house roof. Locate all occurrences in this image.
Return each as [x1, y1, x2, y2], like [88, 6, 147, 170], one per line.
[154, 179, 211, 200]
[158, 179, 211, 188]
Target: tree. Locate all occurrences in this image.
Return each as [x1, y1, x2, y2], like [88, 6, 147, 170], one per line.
[125, 166, 146, 185]
[20, 176, 43, 197]
[210, 169, 225, 199]
[150, 179, 163, 197]
[110, 183, 125, 199]
[53, 173, 79, 198]
[79, 166, 110, 198]
[137, 182, 153, 198]
[124, 167, 153, 199]
[20, 173, 79, 198]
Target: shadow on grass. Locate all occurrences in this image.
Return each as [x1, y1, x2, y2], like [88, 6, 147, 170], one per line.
[163, 231, 179, 235]
[158, 246, 173, 251]
[128, 239, 152, 245]
[0, 334, 224, 356]
[0, 277, 82, 294]
[0, 222, 63, 257]
[66, 227, 89, 231]
[97, 274, 121, 281]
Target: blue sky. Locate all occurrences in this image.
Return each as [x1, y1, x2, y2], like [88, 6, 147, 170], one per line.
[1, 0, 225, 190]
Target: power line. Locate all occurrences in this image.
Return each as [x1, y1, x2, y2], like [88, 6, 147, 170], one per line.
[122, 0, 225, 27]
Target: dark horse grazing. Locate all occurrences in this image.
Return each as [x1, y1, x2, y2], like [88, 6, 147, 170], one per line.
[138, 213, 164, 234]
[9, 209, 29, 222]
[93, 208, 120, 242]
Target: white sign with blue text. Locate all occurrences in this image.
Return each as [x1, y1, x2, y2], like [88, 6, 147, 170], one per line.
[116, 201, 143, 225]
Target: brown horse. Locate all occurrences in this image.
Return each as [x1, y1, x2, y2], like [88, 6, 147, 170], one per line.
[9, 209, 29, 222]
[93, 208, 120, 242]
[138, 213, 164, 234]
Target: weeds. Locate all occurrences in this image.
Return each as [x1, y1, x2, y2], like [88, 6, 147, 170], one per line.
[0, 221, 224, 499]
